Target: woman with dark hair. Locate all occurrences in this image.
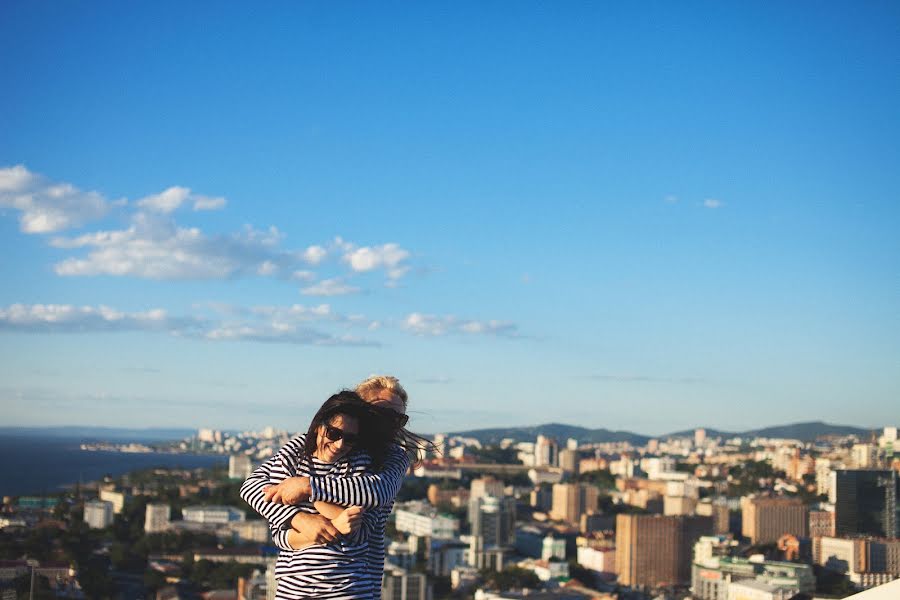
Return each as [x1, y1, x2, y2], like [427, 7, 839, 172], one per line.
[240, 390, 404, 599]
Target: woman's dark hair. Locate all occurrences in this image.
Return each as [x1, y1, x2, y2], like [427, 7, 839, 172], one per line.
[302, 390, 371, 462]
[302, 389, 439, 470]
[367, 406, 439, 469]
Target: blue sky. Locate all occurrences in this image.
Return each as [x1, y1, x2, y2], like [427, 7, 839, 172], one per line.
[1, 2, 898, 435]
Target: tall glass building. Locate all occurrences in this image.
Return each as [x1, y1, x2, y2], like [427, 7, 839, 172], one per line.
[833, 470, 899, 538]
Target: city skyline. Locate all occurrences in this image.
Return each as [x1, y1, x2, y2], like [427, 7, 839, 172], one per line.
[2, 2, 898, 434]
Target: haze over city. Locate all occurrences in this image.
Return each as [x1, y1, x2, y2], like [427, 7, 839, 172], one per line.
[1, 2, 898, 435]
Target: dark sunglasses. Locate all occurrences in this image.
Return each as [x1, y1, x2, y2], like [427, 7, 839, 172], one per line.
[374, 407, 409, 428]
[323, 424, 359, 445]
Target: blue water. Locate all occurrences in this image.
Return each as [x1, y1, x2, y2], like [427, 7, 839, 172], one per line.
[0, 435, 226, 497]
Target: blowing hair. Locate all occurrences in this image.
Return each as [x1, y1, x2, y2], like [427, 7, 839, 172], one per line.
[302, 390, 371, 462]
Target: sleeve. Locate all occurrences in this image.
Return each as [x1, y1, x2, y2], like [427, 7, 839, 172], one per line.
[270, 523, 294, 551]
[309, 444, 410, 508]
[239, 435, 305, 530]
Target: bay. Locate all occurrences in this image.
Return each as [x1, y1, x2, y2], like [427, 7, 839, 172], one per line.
[0, 435, 226, 497]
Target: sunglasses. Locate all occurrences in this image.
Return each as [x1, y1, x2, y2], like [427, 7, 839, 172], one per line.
[374, 407, 409, 428]
[323, 424, 359, 445]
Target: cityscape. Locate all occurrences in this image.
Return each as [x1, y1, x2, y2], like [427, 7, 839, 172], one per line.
[1, 422, 898, 599]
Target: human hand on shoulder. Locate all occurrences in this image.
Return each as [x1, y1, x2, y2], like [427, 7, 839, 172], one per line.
[263, 476, 311, 504]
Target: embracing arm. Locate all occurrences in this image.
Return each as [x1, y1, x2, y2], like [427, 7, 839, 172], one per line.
[309, 444, 410, 508]
[239, 437, 305, 529]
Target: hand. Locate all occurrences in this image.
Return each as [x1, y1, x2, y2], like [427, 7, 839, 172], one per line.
[263, 477, 311, 504]
[290, 512, 340, 545]
[332, 506, 363, 535]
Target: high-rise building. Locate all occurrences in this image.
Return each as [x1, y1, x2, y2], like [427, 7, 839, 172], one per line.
[84, 500, 114, 529]
[852, 444, 879, 469]
[695, 428, 707, 448]
[834, 470, 899, 538]
[229, 454, 253, 480]
[534, 435, 559, 468]
[468, 477, 505, 524]
[741, 496, 808, 544]
[616, 514, 713, 588]
[558, 449, 579, 475]
[550, 483, 598, 524]
[145, 503, 171, 534]
[469, 495, 516, 548]
[383, 564, 431, 600]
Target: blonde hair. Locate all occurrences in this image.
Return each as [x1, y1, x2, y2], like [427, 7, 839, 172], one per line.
[355, 375, 408, 408]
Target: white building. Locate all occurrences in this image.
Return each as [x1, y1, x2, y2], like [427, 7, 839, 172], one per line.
[577, 545, 616, 578]
[541, 536, 566, 561]
[386, 540, 417, 570]
[534, 435, 559, 468]
[84, 500, 114, 529]
[144, 503, 171, 533]
[228, 454, 253, 480]
[182, 505, 246, 524]
[641, 456, 676, 480]
[395, 500, 460, 539]
[99, 489, 126, 514]
[726, 579, 797, 600]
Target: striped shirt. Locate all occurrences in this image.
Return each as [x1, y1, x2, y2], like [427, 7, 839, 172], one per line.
[240, 434, 409, 600]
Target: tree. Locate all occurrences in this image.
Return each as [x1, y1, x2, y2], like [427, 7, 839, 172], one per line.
[481, 567, 540, 591]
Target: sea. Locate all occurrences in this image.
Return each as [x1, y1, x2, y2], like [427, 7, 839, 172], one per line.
[0, 435, 227, 497]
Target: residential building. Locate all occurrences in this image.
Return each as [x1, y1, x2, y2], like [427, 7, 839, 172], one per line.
[229, 454, 253, 480]
[740, 496, 808, 544]
[616, 513, 713, 587]
[395, 500, 460, 539]
[84, 500, 114, 529]
[145, 503, 171, 534]
[809, 509, 835, 538]
[691, 556, 814, 600]
[550, 483, 598, 524]
[535, 435, 559, 468]
[99, 489, 127, 514]
[182, 505, 246, 524]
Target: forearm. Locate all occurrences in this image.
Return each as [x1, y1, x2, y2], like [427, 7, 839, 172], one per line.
[239, 439, 307, 528]
[310, 446, 410, 507]
[313, 501, 345, 520]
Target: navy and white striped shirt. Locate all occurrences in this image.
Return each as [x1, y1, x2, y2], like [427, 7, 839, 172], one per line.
[240, 434, 409, 600]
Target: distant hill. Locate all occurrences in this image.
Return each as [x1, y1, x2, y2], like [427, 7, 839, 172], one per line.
[449, 420, 875, 445]
[664, 421, 874, 442]
[0, 426, 196, 442]
[447, 422, 650, 446]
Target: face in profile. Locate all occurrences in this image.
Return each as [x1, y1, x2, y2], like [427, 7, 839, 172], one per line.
[315, 413, 359, 463]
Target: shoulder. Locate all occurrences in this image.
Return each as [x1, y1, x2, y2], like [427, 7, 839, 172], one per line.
[280, 434, 308, 455]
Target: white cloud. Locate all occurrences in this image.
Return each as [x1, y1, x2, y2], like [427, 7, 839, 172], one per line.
[664, 195, 679, 204]
[402, 313, 519, 337]
[0, 302, 377, 346]
[51, 216, 295, 280]
[301, 278, 361, 297]
[302, 245, 328, 265]
[257, 261, 278, 276]
[137, 187, 228, 214]
[136, 186, 191, 213]
[0, 303, 200, 334]
[193, 195, 227, 211]
[3, 167, 416, 286]
[703, 198, 723, 209]
[344, 243, 410, 277]
[0, 165, 109, 233]
[290, 270, 316, 282]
